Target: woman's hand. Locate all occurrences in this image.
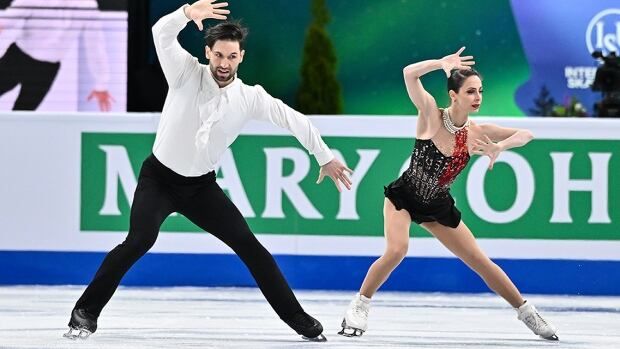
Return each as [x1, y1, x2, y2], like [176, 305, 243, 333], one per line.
[440, 47, 475, 77]
[473, 135, 502, 170]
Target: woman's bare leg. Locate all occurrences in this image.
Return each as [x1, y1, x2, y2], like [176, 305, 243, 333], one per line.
[359, 199, 412, 298]
[420, 220, 524, 307]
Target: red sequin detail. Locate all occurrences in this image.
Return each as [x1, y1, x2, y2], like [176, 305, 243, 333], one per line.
[438, 128, 470, 187]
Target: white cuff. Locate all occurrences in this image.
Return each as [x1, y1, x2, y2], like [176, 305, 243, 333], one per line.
[175, 4, 192, 24]
[314, 149, 334, 167]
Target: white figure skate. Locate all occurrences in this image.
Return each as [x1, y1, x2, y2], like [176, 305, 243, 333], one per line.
[338, 293, 370, 337]
[517, 301, 558, 340]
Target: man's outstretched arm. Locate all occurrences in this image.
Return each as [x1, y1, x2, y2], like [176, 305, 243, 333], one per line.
[252, 86, 353, 191]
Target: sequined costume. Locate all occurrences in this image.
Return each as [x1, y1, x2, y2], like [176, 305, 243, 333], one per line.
[384, 110, 470, 228]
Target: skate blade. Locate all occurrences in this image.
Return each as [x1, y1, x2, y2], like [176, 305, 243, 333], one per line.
[302, 333, 327, 342]
[63, 327, 92, 340]
[338, 319, 364, 337]
[541, 334, 559, 341]
[338, 327, 364, 337]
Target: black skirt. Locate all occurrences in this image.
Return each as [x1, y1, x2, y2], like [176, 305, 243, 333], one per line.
[384, 176, 461, 228]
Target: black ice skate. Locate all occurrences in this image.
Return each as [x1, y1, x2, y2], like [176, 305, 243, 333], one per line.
[284, 311, 327, 342]
[63, 308, 97, 340]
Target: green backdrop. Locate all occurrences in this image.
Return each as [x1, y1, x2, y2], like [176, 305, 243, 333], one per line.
[150, 0, 528, 116]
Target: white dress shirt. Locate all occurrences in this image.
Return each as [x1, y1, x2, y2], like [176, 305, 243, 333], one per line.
[151, 5, 334, 177]
[0, 0, 110, 91]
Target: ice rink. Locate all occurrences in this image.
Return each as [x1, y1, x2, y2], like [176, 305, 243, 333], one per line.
[0, 286, 618, 348]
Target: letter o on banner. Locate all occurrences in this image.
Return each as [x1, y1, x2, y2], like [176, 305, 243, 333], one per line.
[466, 152, 535, 223]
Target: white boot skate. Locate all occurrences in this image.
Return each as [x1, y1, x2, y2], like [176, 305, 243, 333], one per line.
[338, 293, 370, 337]
[516, 301, 558, 340]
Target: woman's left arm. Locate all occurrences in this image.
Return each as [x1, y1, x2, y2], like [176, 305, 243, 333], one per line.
[473, 124, 534, 170]
[479, 123, 534, 151]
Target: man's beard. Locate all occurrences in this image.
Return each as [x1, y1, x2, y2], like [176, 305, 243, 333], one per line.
[210, 65, 236, 82]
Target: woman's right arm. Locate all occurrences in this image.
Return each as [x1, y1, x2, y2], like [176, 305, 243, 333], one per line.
[402, 47, 475, 118]
[403, 59, 443, 117]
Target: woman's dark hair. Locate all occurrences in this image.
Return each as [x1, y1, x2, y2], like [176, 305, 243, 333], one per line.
[447, 69, 482, 92]
[204, 21, 248, 50]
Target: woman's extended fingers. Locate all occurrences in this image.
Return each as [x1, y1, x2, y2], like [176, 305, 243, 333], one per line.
[488, 153, 498, 170]
[475, 139, 488, 147]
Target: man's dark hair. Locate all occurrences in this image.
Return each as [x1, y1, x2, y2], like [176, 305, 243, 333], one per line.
[447, 69, 482, 92]
[204, 21, 248, 50]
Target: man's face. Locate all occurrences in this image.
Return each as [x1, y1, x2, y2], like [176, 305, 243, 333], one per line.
[205, 40, 244, 85]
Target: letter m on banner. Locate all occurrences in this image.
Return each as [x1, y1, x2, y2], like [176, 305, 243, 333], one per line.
[80, 133, 153, 232]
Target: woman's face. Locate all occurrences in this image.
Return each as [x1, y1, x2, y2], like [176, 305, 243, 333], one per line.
[450, 76, 483, 113]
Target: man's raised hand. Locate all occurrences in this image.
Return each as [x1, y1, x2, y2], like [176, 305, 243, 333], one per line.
[184, 0, 230, 31]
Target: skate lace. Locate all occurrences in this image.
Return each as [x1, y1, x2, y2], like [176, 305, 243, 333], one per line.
[536, 311, 549, 326]
[353, 301, 369, 318]
[524, 309, 549, 332]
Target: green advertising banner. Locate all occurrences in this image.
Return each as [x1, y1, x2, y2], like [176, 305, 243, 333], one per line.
[82, 132, 619, 240]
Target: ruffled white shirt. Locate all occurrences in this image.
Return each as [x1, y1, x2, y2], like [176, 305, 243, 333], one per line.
[151, 5, 334, 177]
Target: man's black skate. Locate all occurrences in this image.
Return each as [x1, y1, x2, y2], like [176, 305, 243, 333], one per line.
[63, 308, 97, 340]
[284, 311, 327, 342]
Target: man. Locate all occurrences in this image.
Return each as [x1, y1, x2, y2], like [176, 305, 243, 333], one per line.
[64, 0, 352, 342]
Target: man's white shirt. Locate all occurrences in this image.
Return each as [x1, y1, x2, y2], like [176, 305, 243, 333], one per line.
[151, 5, 334, 177]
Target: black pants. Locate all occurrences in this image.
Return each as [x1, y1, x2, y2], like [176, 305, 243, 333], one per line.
[74, 154, 303, 320]
[0, 43, 60, 110]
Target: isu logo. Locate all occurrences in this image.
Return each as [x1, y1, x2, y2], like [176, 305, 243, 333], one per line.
[586, 9, 620, 54]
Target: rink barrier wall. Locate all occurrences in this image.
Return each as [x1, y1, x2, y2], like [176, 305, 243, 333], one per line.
[1, 112, 619, 295]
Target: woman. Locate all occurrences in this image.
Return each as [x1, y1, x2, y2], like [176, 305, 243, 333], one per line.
[339, 47, 558, 341]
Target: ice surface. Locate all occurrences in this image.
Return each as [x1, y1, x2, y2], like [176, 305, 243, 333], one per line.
[0, 286, 618, 348]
